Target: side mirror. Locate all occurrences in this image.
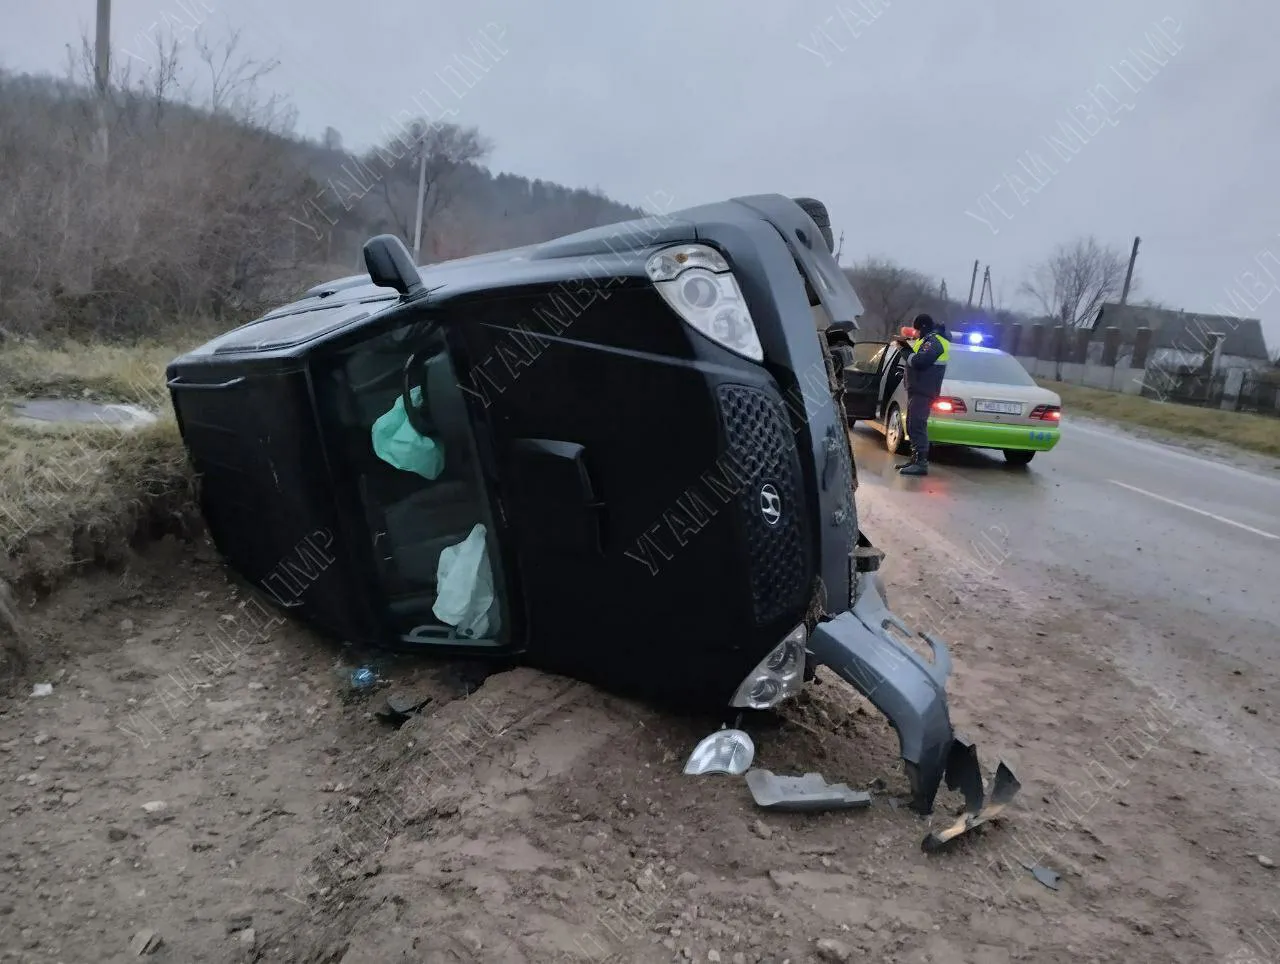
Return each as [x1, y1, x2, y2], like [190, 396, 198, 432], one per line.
[362, 234, 424, 298]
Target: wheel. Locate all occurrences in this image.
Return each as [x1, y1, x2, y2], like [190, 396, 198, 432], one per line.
[1003, 449, 1035, 465]
[885, 404, 907, 455]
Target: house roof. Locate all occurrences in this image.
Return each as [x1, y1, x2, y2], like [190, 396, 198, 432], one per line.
[1089, 302, 1270, 360]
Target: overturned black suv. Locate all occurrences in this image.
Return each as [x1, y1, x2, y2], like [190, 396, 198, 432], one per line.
[166, 194, 1001, 814]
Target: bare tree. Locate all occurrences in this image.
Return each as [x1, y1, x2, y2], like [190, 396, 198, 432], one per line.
[1, 25, 314, 339]
[194, 24, 293, 131]
[366, 121, 492, 244]
[1020, 236, 1131, 328]
[846, 257, 935, 338]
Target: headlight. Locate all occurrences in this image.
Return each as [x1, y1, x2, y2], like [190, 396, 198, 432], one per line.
[731, 624, 807, 709]
[645, 244, 764, 362]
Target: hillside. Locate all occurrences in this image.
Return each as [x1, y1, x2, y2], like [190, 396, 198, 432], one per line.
[0, 60, 643, 342]
[0, 53, 1026, 348]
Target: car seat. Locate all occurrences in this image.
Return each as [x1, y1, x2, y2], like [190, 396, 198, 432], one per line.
[377, 351, 486, 606]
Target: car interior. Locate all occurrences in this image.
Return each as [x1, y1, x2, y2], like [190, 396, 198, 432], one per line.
[319, 323, 501, 643]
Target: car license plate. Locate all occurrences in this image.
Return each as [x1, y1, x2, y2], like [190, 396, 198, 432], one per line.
[975, 400, 1022, 415]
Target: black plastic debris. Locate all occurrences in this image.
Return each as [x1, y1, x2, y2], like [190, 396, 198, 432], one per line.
[922, 755, 1022, 853]
[1021, 860, 1062, 890]
[944, 737, 986, 813]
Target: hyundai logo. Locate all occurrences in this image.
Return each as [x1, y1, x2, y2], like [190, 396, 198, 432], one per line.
[759, 484, 782, 526]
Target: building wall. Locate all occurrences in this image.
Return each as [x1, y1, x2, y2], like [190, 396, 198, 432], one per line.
[1148, 349, 1270, 372]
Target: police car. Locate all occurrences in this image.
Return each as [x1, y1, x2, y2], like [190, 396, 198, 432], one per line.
[841, 330, 1062, 465]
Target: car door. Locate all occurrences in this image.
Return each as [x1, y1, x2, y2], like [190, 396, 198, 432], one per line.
[442, 283, 769, 699]
[843, 341, 891, 420]
[308, 314, 522, 652]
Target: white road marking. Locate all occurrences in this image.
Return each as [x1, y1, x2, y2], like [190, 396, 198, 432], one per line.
[1108, 479, 1280, 540]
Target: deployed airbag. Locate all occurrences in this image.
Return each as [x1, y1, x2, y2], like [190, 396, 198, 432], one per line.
[432, 523, 495, 639]
[371, 386, 445, 480]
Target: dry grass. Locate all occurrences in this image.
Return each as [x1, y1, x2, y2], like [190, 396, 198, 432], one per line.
[1, 339, 202, 682]
[0, 338, 199, 406]
[1039, 379, 1280, 458]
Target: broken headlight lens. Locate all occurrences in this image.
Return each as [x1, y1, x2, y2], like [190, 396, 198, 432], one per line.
[683, 728, 755, 776]
[645, 244, 763, 362]
[731, 624, 807, 709]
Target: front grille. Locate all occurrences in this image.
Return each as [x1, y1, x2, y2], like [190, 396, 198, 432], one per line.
[832, 420, 858, 606]
[715, 385, 809, 625]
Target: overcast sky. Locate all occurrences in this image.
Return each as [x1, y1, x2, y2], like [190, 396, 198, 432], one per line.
[5, 0, 1278, 347]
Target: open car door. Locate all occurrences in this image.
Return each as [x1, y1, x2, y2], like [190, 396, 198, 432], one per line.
[842, 341, 890, 421]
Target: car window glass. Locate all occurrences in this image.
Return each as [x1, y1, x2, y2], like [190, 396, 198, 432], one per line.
[849, 342, 886, 374]
[944, 349, 1037, 386]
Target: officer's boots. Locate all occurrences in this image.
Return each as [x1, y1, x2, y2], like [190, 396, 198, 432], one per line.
[897, 448, 929, 476]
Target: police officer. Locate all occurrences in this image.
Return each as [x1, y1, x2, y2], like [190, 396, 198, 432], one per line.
[891, 313, 951, 476]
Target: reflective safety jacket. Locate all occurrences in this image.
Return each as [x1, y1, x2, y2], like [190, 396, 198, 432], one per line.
[904, 333, 950, 398]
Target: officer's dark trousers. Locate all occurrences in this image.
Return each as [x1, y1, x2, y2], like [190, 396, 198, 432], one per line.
[906, 393, 934, 460]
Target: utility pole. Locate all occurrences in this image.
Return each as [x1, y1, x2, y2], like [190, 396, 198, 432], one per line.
[834, 231, 845, 264]
[939, 279, 948, 303]
[412, 133, 428, 263]
[94, 0, 111, 165]
[967, 259, 979, 307]
[1119, 235, 1140, 306]
[978, 266, 993, 312]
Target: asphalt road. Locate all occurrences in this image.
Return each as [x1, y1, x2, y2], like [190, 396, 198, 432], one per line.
[850, 415, 1280, 729]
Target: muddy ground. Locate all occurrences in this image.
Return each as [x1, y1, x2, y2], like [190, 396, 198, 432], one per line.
[2, 487, 1278, 964]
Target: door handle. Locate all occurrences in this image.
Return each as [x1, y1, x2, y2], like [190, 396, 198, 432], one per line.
[166, 376, 246, 391]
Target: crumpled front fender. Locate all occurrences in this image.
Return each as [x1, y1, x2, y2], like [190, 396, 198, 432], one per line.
[807, 572, 957, 815]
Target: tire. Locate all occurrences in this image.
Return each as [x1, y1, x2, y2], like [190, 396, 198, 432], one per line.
[884, 404, 907, 455]
[791, 197, 835, 253]
[1003, 449, 1035, 465]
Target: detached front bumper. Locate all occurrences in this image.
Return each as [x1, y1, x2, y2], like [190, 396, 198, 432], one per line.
[807, 567, 975, 815]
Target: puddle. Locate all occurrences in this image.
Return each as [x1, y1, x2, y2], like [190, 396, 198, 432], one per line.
[8, 399, 158, 431]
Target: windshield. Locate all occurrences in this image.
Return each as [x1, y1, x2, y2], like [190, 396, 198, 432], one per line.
[944, 348, 1037, 386]
[313, 320, 505, 645]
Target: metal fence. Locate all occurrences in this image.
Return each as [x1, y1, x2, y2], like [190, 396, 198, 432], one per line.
[1237, 372, 1280, 416]
[1140, 367, 1280, 417]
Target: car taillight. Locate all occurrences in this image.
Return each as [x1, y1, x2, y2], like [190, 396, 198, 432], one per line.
[1029, 405, 1061, 420]
[932, 397, 967, 414]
